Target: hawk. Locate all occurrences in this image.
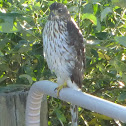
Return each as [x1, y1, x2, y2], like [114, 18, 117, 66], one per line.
[43, 2, 85, 126]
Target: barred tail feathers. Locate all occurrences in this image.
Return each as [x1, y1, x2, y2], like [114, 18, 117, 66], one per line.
[70, 104, 78, 126]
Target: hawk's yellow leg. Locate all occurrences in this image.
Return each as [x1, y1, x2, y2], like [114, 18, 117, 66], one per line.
[56, 82, 67, 97]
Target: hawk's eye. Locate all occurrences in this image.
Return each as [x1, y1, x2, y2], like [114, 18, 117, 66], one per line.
[58, 9, 63, 13]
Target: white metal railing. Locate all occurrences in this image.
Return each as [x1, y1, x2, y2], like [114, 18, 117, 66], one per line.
[25, 80, 126, 126]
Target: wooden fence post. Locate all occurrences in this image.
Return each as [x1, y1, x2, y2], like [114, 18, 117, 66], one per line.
[0, 89, 48, 126]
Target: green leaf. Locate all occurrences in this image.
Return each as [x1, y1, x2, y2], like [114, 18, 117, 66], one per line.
[68, 6, 79, 13]
[19, 74, 33, 84]
[0, 64, 10, 71]
[1, 17, 13, 33]
[95, 32, 108, 40]
[0, 51, 4, 56]
[112, 0, 119, 2]
[0, 13, 22, 33]
[55, 109, 66, 123]
[96, 19, 101, 31]
[115, 36, 126, 47]
[101, 7, 112, 22]
[0, 13, 22, 17]
[89, 0, 102, 2]
[112, 0, 126, 8]
[48, 121, 51, 126]
[93, 4, 99, 15]
[91, 49, 98, 58]
[83, 3, 93, 14]
[92, 113, 112, 120]
[88, 118, 97, 125]
[0, 76, 7, 83]
[18, 45, 31, 53]
[118, 92, 126, 101]
[122, 74, 126, 83]
[82, 13, 97, 25]
[98, 51, 111, 60]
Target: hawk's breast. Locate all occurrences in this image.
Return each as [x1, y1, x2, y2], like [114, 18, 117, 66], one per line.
[43, 20, 76, 78]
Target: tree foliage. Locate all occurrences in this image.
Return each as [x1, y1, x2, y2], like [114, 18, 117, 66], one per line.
[0, 0, 126, 125]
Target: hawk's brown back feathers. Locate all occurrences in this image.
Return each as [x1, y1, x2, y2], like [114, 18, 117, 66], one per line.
[67, 20, 85, 88]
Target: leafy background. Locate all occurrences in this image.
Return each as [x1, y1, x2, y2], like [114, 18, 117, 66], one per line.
[0, 0, 126, 125]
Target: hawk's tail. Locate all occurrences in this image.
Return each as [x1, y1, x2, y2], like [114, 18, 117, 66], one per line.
[70, 104, 78, 126]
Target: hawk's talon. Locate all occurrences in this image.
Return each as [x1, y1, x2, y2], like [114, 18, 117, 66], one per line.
[55, 82, 67, 97]
[54, 88, 57, 91]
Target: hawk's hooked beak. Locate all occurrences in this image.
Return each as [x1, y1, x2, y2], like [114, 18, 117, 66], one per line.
[48, 11, 55, 20]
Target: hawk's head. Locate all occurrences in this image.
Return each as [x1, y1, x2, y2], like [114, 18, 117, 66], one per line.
[49, 2, 70, 20]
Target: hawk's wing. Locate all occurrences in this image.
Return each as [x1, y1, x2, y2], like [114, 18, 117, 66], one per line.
[67, 19, 86, 88]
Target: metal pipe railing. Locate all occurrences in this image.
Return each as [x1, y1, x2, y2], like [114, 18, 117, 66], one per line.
[25, 80, 126, 126]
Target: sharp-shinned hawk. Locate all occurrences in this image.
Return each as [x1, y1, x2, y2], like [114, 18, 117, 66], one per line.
[43, 2, 86, 126]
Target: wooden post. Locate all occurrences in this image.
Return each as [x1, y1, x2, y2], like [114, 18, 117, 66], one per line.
[0, 89, 48, 126]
